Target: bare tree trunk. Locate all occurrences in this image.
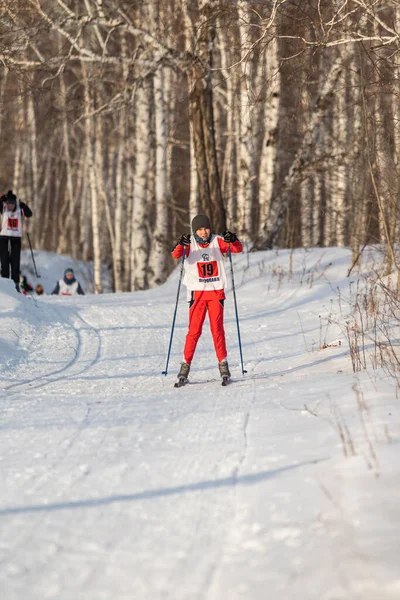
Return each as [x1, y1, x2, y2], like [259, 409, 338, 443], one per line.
[313, 172, 324, 246]
[393, 7, 400, 247]
[237, 1, 255, 239]
[219, 26, 236, 228]
[95, 113, 107, 284]
[111, 91, 127, 291]
[0, 68, 8, 141]
[148, 2, 169, 287]
[123, 160, 134, 290]
[258, 37, 280, 240]
[182, 0, 199, 222]
[113, 113, 124, 291]
[188, 120, 200, 219]
[13, 94, 25, 194]
[102, 143, 116, 287]
[77, 153, 90, 261]
[254, 54, 345, 250]
[187, 0, 225, 232]
[332, 70, 347, 246]
[348, 53, 365, 262]
[51, 156, 62, 251]
[27, 87, 39, 241]
[189, 69, 224, 229]
[59, 64, 76, 257]
[165, 67, 177, 244]
[300, 177, 314, 247]
[82, 62, 102, 293]
[299, 71, 314, 247]
[131, 78, 151, 291]
[148, 64, 168, 286]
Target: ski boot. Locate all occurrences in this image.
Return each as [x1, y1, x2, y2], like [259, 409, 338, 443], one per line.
[218, 360, 231, 386]
[175, 361, 190, 388]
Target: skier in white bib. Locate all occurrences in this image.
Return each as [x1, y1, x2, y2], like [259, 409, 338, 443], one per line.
[0, 190, 33, 289]
[51, 268, 85, 296]
[171, 214, 243, 383]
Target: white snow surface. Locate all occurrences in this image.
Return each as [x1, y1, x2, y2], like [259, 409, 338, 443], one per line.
[0, 247, 399, 600]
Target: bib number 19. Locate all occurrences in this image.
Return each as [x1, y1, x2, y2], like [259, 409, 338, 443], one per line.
[198, 261, 218, 279]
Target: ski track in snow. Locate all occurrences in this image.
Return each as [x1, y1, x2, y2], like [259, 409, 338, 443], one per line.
[0, 248, 400, 600]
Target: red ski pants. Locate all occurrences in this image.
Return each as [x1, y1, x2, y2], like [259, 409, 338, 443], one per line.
[184, 295, 227, 364]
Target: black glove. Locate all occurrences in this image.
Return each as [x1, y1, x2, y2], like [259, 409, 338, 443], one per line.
[223, 230, 238, 243]
[179, 233, 191, 247]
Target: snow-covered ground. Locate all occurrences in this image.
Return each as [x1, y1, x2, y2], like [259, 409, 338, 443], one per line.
[0, 247, 399, 600]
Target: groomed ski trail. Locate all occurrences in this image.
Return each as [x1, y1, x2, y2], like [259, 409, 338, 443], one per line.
[0, 248, 399, 600]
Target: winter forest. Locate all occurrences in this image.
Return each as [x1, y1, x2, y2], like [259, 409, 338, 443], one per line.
[1, 0, 399, 293]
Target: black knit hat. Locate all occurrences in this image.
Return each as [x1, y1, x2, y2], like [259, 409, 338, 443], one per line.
[6, 190, 16, 204]
[191, 214, 211, 233]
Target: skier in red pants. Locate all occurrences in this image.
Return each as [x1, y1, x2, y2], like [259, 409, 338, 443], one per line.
[171, 214, 243, 383]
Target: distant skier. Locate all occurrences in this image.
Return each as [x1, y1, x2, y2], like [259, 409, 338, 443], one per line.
[51, 268, 85, 296]
[0, 190, 33, 290]
[35, 284, 44, 296]
[171, 214, 243, 384]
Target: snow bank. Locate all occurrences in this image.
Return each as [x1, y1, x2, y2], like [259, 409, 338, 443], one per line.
[0, 278, 25, 367]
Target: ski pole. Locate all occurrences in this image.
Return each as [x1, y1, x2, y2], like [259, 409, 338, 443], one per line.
[162, 248, 186, 376]
[26, 232, 40, 278]
[228, 243, 247, 375]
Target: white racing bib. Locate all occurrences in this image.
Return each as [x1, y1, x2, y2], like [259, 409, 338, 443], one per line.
[183, 235, 228, 296]
[58, 280, 79, 295]
[0, 206, 23, 237]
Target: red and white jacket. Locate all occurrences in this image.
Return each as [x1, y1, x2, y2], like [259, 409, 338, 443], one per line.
[172, 234, 243, 301]
[0, 200, 32, 238]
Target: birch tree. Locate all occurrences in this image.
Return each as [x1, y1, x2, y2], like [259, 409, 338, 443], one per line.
[148, 1, 169, 288]
[236, 1, 256, 239]
[258, 37, 280, 242]
[331, 69, 348, 247]
[81, 60, 102, 294]
[131, 78, 151, 291]
[185, 0, 226, 232]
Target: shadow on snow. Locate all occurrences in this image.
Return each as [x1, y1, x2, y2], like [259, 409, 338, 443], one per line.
[0, 458, 327, 516]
